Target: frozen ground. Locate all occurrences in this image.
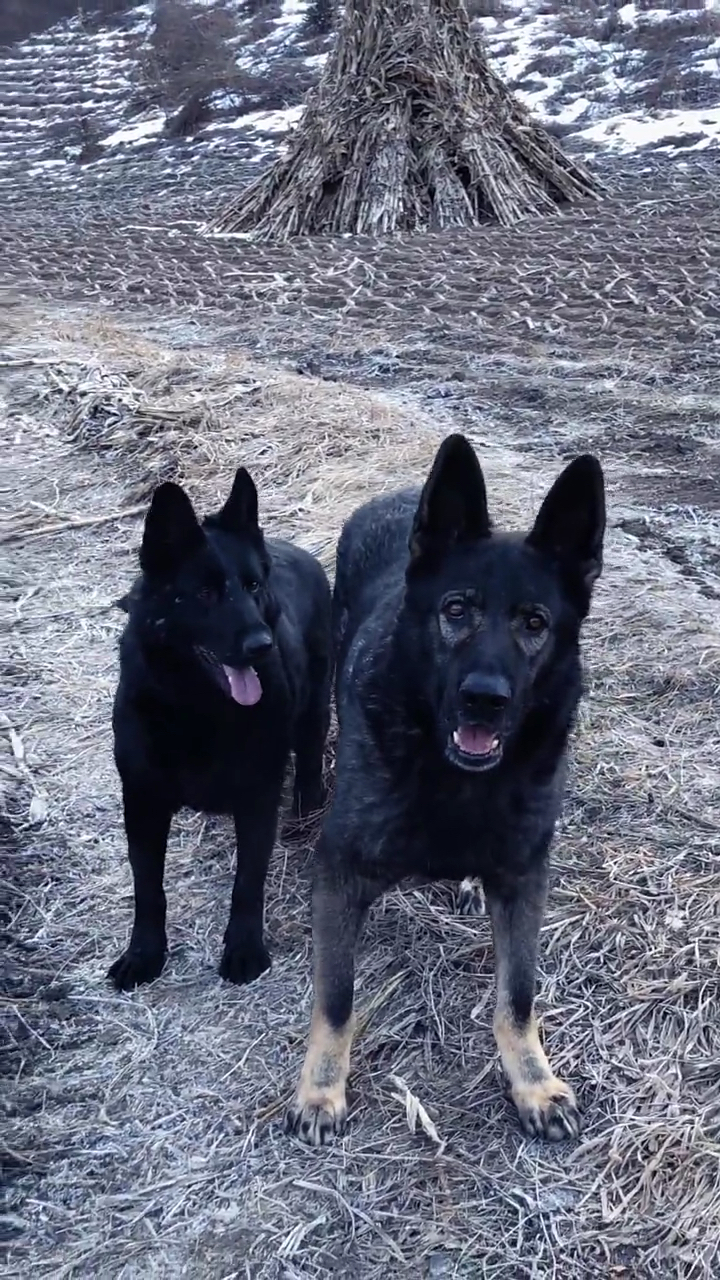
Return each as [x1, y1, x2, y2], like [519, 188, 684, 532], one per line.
[3, 191, 720, 1272]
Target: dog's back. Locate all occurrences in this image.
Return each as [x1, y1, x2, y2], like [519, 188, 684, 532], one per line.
[333, 489, 417, 670]
[269, 536, 332, 681]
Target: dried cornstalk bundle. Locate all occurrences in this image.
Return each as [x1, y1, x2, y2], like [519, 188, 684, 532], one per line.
[208, 0, 602, 240]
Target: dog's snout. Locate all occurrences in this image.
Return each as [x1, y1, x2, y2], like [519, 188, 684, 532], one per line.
[242, 628, 273, 662]
[459, 672, 511, 719]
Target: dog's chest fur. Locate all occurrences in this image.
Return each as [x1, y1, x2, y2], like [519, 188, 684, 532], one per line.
[114, 653, 296, 817]
[338, 726, 564, 884]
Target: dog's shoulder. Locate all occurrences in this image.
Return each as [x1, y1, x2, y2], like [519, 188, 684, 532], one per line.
[336, 573, 403, 732]
[334, 487, 417, 664]
[336, 489, 418, 582]
[267, 539, 332, 673]
[267, 537, 330, 606]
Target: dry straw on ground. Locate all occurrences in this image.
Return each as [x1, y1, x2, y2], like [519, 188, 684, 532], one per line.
[208, 0, 602, 239]
[3, 315, 720, 1278]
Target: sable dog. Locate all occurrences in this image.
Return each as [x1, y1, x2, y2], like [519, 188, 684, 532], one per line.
[109, 468, 332, 991]
[287, 434, 605, 1145]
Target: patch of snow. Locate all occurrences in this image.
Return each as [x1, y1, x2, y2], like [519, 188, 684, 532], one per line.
[553, 96, 593, 125]
[100, 114, 165, 148]
[237, 0, 309, 70]
[618, 4, 715, 27]
[26, 159, 67, 176]
[576, 104, 720, 154]
[225, 104, 304, 134]
[279, 0, 307, 27]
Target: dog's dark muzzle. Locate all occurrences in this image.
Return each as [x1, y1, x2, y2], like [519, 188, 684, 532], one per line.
[446, 671, 510, 772]
[239, 627, 274, 665]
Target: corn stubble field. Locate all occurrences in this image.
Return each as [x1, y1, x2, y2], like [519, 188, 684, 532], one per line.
[2, 7, 720, 1279]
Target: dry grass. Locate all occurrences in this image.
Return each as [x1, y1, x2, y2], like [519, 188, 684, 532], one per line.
[3, 310, 720, 1278]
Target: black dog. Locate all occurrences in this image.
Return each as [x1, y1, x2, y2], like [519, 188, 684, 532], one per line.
[109, 468, 332, 992]
[287, 434, 605, 1145]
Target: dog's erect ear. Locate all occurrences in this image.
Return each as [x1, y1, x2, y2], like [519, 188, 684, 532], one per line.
[215, 467, 260, 534]
[139, 482, 204, 577]
[526, 455, 605, 590]
[409, 434, 490, 564]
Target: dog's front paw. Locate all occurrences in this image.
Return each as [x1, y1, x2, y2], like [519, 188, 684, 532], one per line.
[219, 936, 271, 985]
[108, 944, 166, 991]
[285, 1087, 348, 1146]
[511, 1077, 580, 1142]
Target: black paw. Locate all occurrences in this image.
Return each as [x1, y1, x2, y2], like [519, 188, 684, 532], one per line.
[219, 937, 271, 985]
[108, 945, 166, 991]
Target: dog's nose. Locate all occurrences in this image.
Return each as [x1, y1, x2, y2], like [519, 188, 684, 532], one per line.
[242, 629, 273, 663]
[459, 672, 511, 719]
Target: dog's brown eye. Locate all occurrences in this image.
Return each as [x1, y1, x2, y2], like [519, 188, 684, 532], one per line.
[246, 579, 261, 595]
[198, 585, 219, 605]
[443, 598, 466, 620]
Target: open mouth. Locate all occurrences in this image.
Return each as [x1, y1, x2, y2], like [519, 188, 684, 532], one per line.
[195, 647, 263, 706]
[446, 724, 503, 772]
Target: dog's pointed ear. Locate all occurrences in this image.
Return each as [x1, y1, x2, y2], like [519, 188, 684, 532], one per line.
[409, 434, 490, 564]
[526, 455, 605, 590]
[215, 467, 259, 534]
[139, 482, 204, 577]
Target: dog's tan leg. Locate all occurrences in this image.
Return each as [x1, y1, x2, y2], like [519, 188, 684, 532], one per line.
[290, 1004, 355, 1146]
[486, 868, 580, 1141]
[286, 864, 380, 1146]
[493, 1004, 579, 1141]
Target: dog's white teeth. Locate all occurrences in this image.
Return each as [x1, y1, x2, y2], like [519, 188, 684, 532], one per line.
[452, 729, 500, 755]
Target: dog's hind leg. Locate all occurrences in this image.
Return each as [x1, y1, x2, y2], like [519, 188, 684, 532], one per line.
[108, 780, 172, 991]
[220, 787, 282, 985]
[286, 863, 380, 1146]
[485, 860, 580, 1142]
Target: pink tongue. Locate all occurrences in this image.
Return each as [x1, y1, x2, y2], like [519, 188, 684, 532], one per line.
[223, 665, 262, 706]
[456, 726, 496, 755]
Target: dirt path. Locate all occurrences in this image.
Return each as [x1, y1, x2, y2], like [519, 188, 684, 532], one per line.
[3, 307, 720, 1279]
